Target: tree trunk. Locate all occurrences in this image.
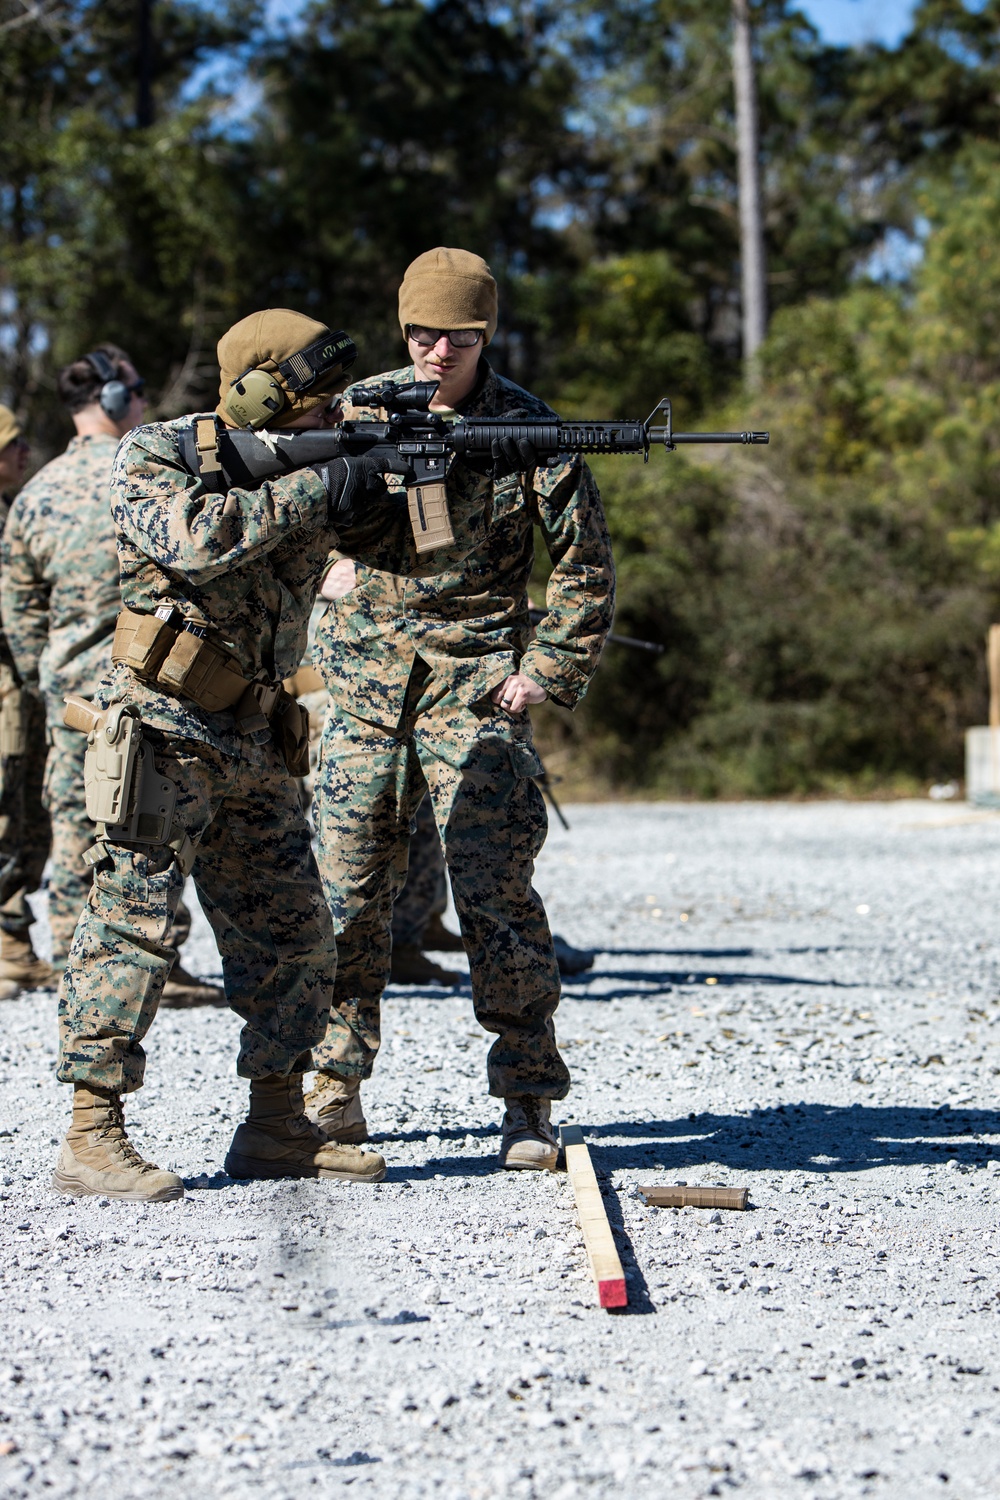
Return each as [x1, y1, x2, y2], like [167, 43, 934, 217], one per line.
[732, 0, 766, 386]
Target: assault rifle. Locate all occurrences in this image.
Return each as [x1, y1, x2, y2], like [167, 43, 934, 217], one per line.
[528, 605, 663, 656]
[182, 382, 769, 556]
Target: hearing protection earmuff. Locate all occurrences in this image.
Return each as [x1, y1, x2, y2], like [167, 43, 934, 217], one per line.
[83, 350, 131, 423]
[224, 330, 358, 429]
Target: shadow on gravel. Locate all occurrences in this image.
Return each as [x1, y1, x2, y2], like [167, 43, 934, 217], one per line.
[381, 1153, 502, 1180]
[581, 1103, 1000, 1175]
[599, 1187, 656, 1316]
[560, 967, 858, 995]
[378, 1123, 499, 1144]
[582, 945, 844, 959]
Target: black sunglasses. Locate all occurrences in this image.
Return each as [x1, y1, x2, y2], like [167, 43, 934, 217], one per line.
[406, 325, 483, 349]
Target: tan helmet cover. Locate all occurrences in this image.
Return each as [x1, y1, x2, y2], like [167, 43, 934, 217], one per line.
[398, 248, 498, 345]
[0, 404, 22, 451]
[216, 309, 353, 428]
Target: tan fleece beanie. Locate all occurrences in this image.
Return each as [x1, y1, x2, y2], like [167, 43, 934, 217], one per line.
[0, 405, 21, 451]
[398, 248, 498, 344]
[216, 309, 355, 428]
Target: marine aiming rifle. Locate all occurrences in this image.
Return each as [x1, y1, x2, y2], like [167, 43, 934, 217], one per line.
[182, 382, 769, 556]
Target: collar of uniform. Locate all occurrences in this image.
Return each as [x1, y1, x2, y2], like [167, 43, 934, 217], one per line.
[65, 432, 121, 456]
[452, 357, 494, 418]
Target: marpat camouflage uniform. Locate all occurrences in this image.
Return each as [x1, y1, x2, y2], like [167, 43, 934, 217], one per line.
[390, 791, 447, 948]
[0, 492, 49, 943]
[1, 435, 123, 960]
[55, 415, 384, 1094]
[311, 359, 615, 1099]
[2, 435, 199, 968]
[289, 652, 447, 948]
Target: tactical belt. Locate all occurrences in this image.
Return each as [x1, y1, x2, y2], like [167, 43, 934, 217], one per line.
[112, 607, 281, 735]
[282, 664, 324, 697]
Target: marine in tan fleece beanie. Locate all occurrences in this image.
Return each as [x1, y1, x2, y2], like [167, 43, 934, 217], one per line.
[216, 309, 356, 428]
[398, 249, 498, 344]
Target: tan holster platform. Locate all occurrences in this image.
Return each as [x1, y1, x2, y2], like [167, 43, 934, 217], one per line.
[63, 695, 196, 875]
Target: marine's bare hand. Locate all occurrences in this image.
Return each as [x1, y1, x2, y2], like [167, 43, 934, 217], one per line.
[320, 558, 356, 600]
[491, 672, 547, 715]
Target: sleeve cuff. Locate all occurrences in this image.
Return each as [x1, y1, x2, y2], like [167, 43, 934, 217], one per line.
[281, 467, 330, 527]
[520, 646, 592, 711]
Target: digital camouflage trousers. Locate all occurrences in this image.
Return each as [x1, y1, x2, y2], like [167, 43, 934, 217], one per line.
[58, 728, 337, 1094]
[390, 791, 448, 947]
[0, 690, 50, 939]
[44, 721, 192, 966]
[311, 671, 568, 1100]
[299, 681, 448, 949]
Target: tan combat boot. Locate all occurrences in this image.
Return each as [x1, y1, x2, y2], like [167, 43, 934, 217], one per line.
[500, 1097, 560, 1172]
[0, 932, 57, 994]
[422, 914, 465, 953]
[161, 961, 225, 1008]
[224, 1074, 385, 1183]
[389, 943, 461, 986]
[303, 1071, 369, 1143]
[52, 1085, 184, 1202]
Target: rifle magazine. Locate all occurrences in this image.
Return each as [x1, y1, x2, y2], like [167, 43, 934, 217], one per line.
[408, 481, 455, 554]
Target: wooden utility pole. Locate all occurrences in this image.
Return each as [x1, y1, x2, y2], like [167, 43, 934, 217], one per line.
[732, 0, 766, 386]
[137, 0, 155, 127]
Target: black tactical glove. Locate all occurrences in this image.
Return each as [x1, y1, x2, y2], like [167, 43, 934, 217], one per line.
[463, 434, 542, 481]
[489, 434, 541, 480]
[311, 450, 411, 526]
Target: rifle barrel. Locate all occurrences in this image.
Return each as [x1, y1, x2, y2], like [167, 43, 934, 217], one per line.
[648, 429, 769, 445]
[608, 631, 664, 654]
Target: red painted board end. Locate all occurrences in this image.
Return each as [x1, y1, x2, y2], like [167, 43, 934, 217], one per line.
[598, 1278, 628, 1309]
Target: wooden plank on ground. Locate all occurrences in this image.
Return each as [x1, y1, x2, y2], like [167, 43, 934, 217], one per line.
[639, 1184, 749, 1210]
[561, 1125, 627, 1309]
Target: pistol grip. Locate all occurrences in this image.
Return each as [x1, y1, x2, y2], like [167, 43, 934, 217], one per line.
[63, 694, 104, 736]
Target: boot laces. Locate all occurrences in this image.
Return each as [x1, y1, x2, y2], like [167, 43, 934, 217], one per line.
[524, 1099, 545, 1129]
[511, 1097, 547, 1130]
[95, 1098, 157, 1174]
[308, 1074, 354, 1114]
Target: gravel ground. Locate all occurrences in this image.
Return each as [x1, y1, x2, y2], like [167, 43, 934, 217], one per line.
[3, 799, 1000, 1499]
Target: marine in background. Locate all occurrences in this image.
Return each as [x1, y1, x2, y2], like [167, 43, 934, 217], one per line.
[0, 403, 52, 998]
[0, 349, 221, 1006]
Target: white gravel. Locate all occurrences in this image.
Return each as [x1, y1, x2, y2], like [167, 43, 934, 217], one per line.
[2, 799, 1000, 1498]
